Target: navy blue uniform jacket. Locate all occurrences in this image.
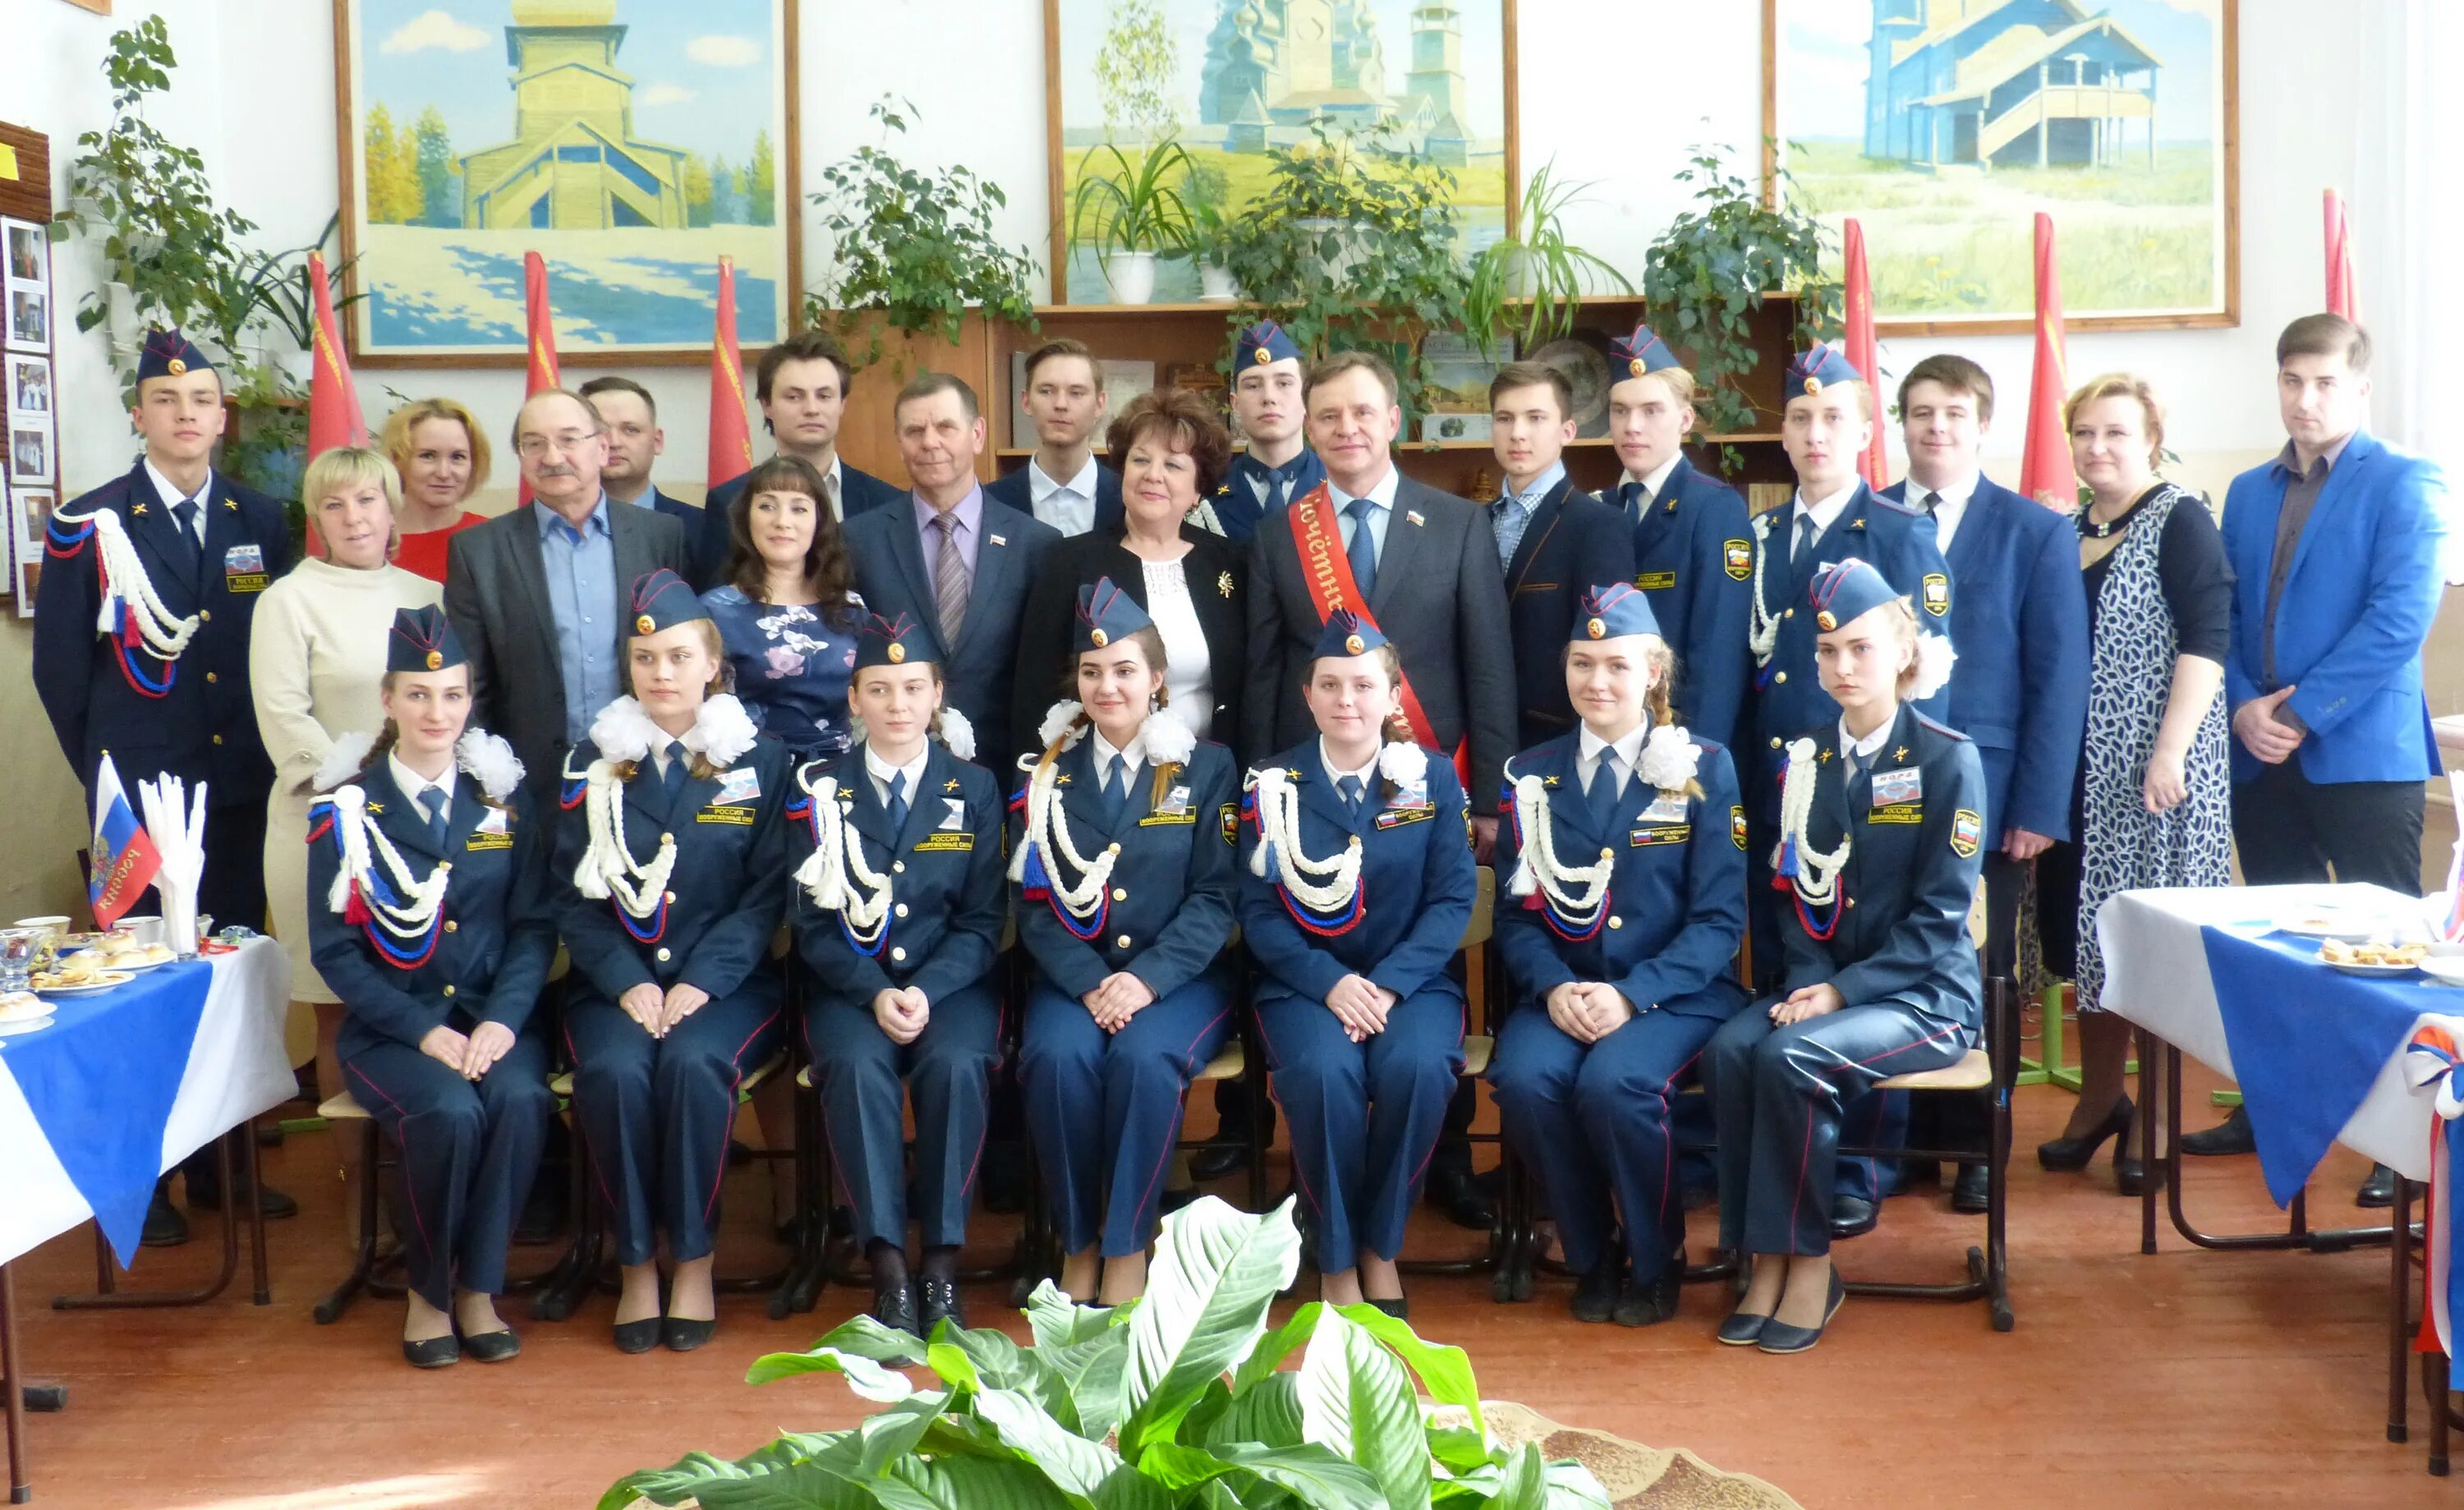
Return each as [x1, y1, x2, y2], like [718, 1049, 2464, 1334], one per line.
[1628, 457, 1754, 751]
[1502, 479, 1639, 750]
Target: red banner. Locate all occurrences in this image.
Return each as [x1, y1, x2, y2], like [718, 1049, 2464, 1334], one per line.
[305, 250, 365, 459]
[1842, 218, 1889, 490]
[2324, 190, 2361, 322]
[2017, 213, 2077, 512]
[520, 250, 560, 505]
[708, 256, 753, 493]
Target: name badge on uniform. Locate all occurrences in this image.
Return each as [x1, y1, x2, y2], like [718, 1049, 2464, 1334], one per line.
[938, 797, 968, 832]
[696, 805, 756, 824]
[1631, 824, 1690, 847]
[712, 768, 761, 806]
[1140, 785, 1198, 826]
[223, 543, 269, 594]
[914, 832, 974, 852]
[1634, 570, 1677, 590]
[1641, 792, 1689, 825]
[466, 829, 514, 850]
[1375, 796, 1436, 829]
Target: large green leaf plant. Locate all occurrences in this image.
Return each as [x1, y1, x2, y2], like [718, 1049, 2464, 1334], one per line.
[603, 1198, 1608, 1510]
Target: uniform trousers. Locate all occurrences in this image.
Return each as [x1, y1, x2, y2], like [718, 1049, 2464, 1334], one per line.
[1491, 1003, 1722, 1281]
[1707, 998, 1970, 1257]
[1257, 988, 1464, 1268]
[1018, 975, 1234, 1256]
[564, 984, 784, 1267]
[341, 1032, 554, 1310]
[804, 984, 1001, 1251]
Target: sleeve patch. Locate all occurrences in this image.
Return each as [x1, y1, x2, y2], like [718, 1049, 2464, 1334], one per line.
[1922, 572, 1950, 617]
[1950, 808, 1982, 858]
[1730, 805, 1748, 850]
[1722, 539, 1753, 581]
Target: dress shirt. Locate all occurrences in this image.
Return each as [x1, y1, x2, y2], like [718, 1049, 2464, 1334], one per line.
[1904, 470, 1979, 555]
[2262, 432, 2355, 684]
[912, 488, 985, 580]
[1576, 723, 1646, 801]
[1791, 481, 1861, 548]
[1623, 455, 1683, 506]
[1320, 740, 1381, 796]
[388, 754, 458, 822]
[536, 493, 619, 746]
[1494, 460, 1565, 566]
[1837, 714, 1894, 770]
[1330, 466, 1402, 563]
[1141, 557, 1213, 738]
[143, 458, 213, 544]
[864, 742, 932, 811]
[1027, 454, 1100, 537]
[1091, 726, 1147, 792]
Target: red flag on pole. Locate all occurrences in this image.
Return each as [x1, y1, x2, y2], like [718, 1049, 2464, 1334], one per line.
[2324, 190, 2361, 322]
[305, 251, 365, 457]
[708, 256, 753, 493]
[520, 250, 559, 504]
[1841, 217, 1888, 490]
[2018, 213, 2076, 512]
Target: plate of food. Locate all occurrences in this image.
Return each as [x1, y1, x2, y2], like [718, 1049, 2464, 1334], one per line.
[96, 942, 177, 972]
[31, 965, 134, 996]
[2318, 939, 2428, 975]
[0, 989, 55, 1033]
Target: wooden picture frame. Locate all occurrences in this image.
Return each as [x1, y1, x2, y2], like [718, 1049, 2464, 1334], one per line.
[1763, 0, 2239, 335]
[1042, 0, 1520, 305]
[331, 0, 802, 367]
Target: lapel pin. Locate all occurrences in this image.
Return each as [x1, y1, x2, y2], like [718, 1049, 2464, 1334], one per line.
[988, 533, 1007, 547]
[223, 499, 238, 511]
[1894, 746, 1910, 762]
[1818, 748, 1833, 764]
[1218, 571, 1234, 598]
[1405, 509, 1426, 527]
[943, 778, 961, 792]
[132, 503, 149, 516]
[366, 801, 385, 814]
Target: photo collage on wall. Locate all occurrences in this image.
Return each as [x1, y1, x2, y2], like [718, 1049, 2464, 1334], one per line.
[4, 215, 57, 614]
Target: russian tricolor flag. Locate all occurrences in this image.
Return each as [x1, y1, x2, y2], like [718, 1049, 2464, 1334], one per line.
[88, 754, 162, 929]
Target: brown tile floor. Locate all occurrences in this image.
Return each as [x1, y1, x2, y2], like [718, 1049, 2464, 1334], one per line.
[6, 1064, 2456, 1509]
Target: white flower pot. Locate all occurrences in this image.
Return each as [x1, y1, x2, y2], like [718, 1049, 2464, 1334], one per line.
[103, 281, 139, 350]
[1198, 262, 1240, 302]
[1104, 250, 1159, 305]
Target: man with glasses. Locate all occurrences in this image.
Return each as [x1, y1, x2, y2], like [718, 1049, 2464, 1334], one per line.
[443, 388, 692, 802]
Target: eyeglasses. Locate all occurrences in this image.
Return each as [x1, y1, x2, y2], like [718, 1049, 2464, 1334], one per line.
[516, 430, 598, 459]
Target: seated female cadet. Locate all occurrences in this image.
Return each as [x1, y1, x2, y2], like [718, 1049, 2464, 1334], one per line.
[1239, 610, 1478, 1317]
[1012, 578, 1239, 1306]
[308, 605, 554, 1368]
[1704, 558, 1982, 1354]
[1488, 584, 1746, 1328]
[556, 568, 792, 1355]
[790, 613, 1004, 1342]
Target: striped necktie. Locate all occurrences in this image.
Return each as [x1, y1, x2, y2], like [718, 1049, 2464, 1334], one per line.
[930, 511, 970, 644]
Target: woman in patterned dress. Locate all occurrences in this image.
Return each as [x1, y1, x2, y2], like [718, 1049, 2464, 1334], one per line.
[700, 454, 866, 761]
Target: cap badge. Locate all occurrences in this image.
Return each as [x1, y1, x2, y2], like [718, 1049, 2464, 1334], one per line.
[1803, 376, 1823, 396]
[166, 357, 188, 377]
[1254, 347, 1273, 365]
[1344, 632, 1366, 655]
[1586, 617, 1606, 639]
[1090, 627, 1109, 648]
[425, 649, 444, 671]
[887, 642, 908, 664]
[1815, 610, 1837, 631]
[635, 613, 655, 635]
[1627, 357, 1645, 379]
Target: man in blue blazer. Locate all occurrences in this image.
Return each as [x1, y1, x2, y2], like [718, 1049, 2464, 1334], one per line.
[1858, 355, 2089, 1221]
[696, 328, 902, 585]
[1487, 361, 1638, 749]
[2196, 314, 2449, 1202]
[582, 376, 705, 532]
[984, 337, 1125, 537]
[841, 371, 1062, 770]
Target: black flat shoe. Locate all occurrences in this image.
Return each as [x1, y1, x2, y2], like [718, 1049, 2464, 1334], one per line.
[2357, 1163, 2397, 1209]
[873, 1281, 920, 1341]
[2181, 1105, 2255, 1157]
[1757, 1269, 1846, 1355]
[1614, 1263, 1681, 1328]
[919, 1278, 965, 1338]
[662, 1317, 718, 1352]
[612, 1317, 662, 1354]
[461, 1328, 521, 1363]
[140, 1182, 191, 1248]
[1950, 1163, 1991, 1214]
[403, 1333, 460, 1369]
[1569, 1264, 1620, 1324]
[1366, 1295, 1409, 1321]
[2038, 1095, 2134, 1172]
[1827, 1194, 1877, 1242]
[186, 1177, 300, 1219]
[1717, 1306, 1769, 1346]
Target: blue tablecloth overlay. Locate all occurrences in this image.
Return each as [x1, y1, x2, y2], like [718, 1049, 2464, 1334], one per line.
[2199, 925, 2449, 1208]
[2, 960, 214, 1265]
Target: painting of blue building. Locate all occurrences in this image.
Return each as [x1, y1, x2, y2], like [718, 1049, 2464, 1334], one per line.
[1864, 0, 2163, 171]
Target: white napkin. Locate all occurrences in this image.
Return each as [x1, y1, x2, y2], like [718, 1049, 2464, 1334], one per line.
[137, 773, 209, 957]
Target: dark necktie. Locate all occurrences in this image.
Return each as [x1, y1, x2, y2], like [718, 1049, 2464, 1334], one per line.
[1345, 498, 1379, 600]
[1791, 512, 1817, 573]
[658, 740, 687, 801]
[1918, 489, 1941, 514]
[421, 786, 451, 850]
[1270, 458, 1304, 511]
[1619, 480, 1649, 521]
[931, 512, 970, 644]
[1586, 752, 1624, 831]
[1098, 755, 1129, 827]
[885, 770, 909, 832]
[1338, 773, 1366, 819]
[169, 496, 203, 576]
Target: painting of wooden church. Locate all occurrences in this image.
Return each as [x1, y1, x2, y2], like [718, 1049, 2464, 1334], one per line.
[1862, 0, 2164, 171]
[457, 0, 692, 229]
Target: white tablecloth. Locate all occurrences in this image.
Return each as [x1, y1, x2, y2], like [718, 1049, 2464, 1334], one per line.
[0, 936, 293, 1265]
[2098, 882, 2437, 1181]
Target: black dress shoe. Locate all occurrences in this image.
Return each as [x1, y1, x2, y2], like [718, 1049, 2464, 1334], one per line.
[1827, 1194, 1878, 1241]
[402, 1333, 460, 1369]
[461, 1328, 521, 1363]
[918, 1278, 965, 1336]
[1950, 1163, 1991, 1214]
[1366, 1295, 1409, 1321]
[2115, 1154, 2162, 1196]
[1757, 1269, 1846, 1355]
[612, 1318, 662, 1353]
[2181, 1105, 2255, 1157]
[140, 1182, 191, 1248]
[662, 1317, 718, 1352]
[2357, 1163, 2397, 1209]
[873, 1282, 920, 1342]
[1426, 1169, 1497, 1232]
[2039, 1095, 2134, 1172]
[186, 1176, 299, 1219]
[1188, 1144, 1251, 1182]
[1613, 1264, 1681, 1328]
[1569, 1264, 1620, 1324]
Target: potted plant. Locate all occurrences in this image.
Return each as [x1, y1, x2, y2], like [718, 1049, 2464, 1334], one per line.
[1464, 160, 1632, 356]
[808, 95, 1042, 367]
[1639, 141, 1841, 443]
[1180, 159, 1241, 302]
[602, 1197, 1612, 1510]
[1071, 139, 1198, 305]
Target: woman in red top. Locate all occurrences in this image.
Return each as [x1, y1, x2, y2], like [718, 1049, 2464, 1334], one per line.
[376, 397, 491, 582]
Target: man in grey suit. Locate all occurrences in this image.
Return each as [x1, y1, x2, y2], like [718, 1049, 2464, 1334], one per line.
[1243, 350, 1516, 852]
[443, 388, 693, 801]
[842, 371, 1062, 770]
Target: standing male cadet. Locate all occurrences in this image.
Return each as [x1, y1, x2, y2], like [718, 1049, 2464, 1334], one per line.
[1207, 321, 1325, 545]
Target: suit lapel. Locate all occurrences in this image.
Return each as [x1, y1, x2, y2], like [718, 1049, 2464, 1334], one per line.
[122, 466, 200, 600]
[1532, 740, 1602, 852]
[2284, 435, 2373, 589]
[1059, 737, 1113, 838]
[506, 505, 559, 647]
[955, 507, 1020, 659]
[1368, 481, 1429, 621]
[1812, 726, 1853, 852]
[885, 503, 948, 659]
[1292, 756, 1358, 836]
[1943, 486, 1988, 578]
[895, 746, 954, 851]
[361, 761, 448, 863]
[1506, 481, 1568, 591]
[196, 475, 246, 594]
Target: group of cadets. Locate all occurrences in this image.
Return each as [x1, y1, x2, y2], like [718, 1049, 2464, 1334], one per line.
[32, 308, 2090, 1365]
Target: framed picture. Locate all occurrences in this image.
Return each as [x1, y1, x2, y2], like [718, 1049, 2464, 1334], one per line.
[8, 416, 53, 488]
[1765, 0, 2239, 334]
[5, 287, 47, 351]
[13, 483, 55, 613]
[4, 220, 45, 286]
[332, 0, 801, 365]
[8, 356, 50, 416]
[1045, 0, 1519, 304]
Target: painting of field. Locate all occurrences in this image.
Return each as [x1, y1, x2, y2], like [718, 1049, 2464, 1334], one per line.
[1773, 0, 2233, 328]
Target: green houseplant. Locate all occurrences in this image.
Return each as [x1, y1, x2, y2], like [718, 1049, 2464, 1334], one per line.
[1639, 142, 1842, 443]
[1464, 161, 1632, 355]
[602, 1197, 1609, 1510]
[1071, 140, 1199, 305]
[809, 95, 1042, 365]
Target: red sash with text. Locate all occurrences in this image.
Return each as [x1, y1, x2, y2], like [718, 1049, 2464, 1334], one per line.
[1285, 483, 1472, 787]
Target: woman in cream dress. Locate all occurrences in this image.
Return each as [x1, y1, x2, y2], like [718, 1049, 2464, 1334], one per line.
[250, 446, 442, 1106]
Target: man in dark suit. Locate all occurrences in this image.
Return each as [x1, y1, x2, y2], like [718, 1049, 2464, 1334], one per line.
[1243, 349, 1516, 844]
[34, 328, 301, 1243]
[984, 337, 1124, 537]
[2194, 313, 2449, 1205]
[695, 328, 900, 585]
[842, 371, 1061, 769]
[444, 388, 692, 803]
[1487, 361, 1637, 749]
[581, 375, 702, 530]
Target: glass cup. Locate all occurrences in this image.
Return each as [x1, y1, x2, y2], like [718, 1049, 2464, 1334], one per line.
[0, 928, 41, 994]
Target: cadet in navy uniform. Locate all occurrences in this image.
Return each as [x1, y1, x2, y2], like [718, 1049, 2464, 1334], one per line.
[1239, 611, 1478, 1316]
[1607, 324, 1754, 751]
[1487, 362, 1638, 749]
[1705, 558, 1984, 1354]
[33, 328, 298, 1242]
[1488, 585, 1747, 1326]
[1011, 581, 1239, 1305]
[308, 607, 554, 1367]
[1204, 321, 1324, 544]
[791, 613, 1005, 1343]
[556, 569, 792, 1354]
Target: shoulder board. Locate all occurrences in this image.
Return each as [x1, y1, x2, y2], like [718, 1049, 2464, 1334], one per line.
[1869, 490, 1924, 517]
[1912, 712, 1971, 743]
